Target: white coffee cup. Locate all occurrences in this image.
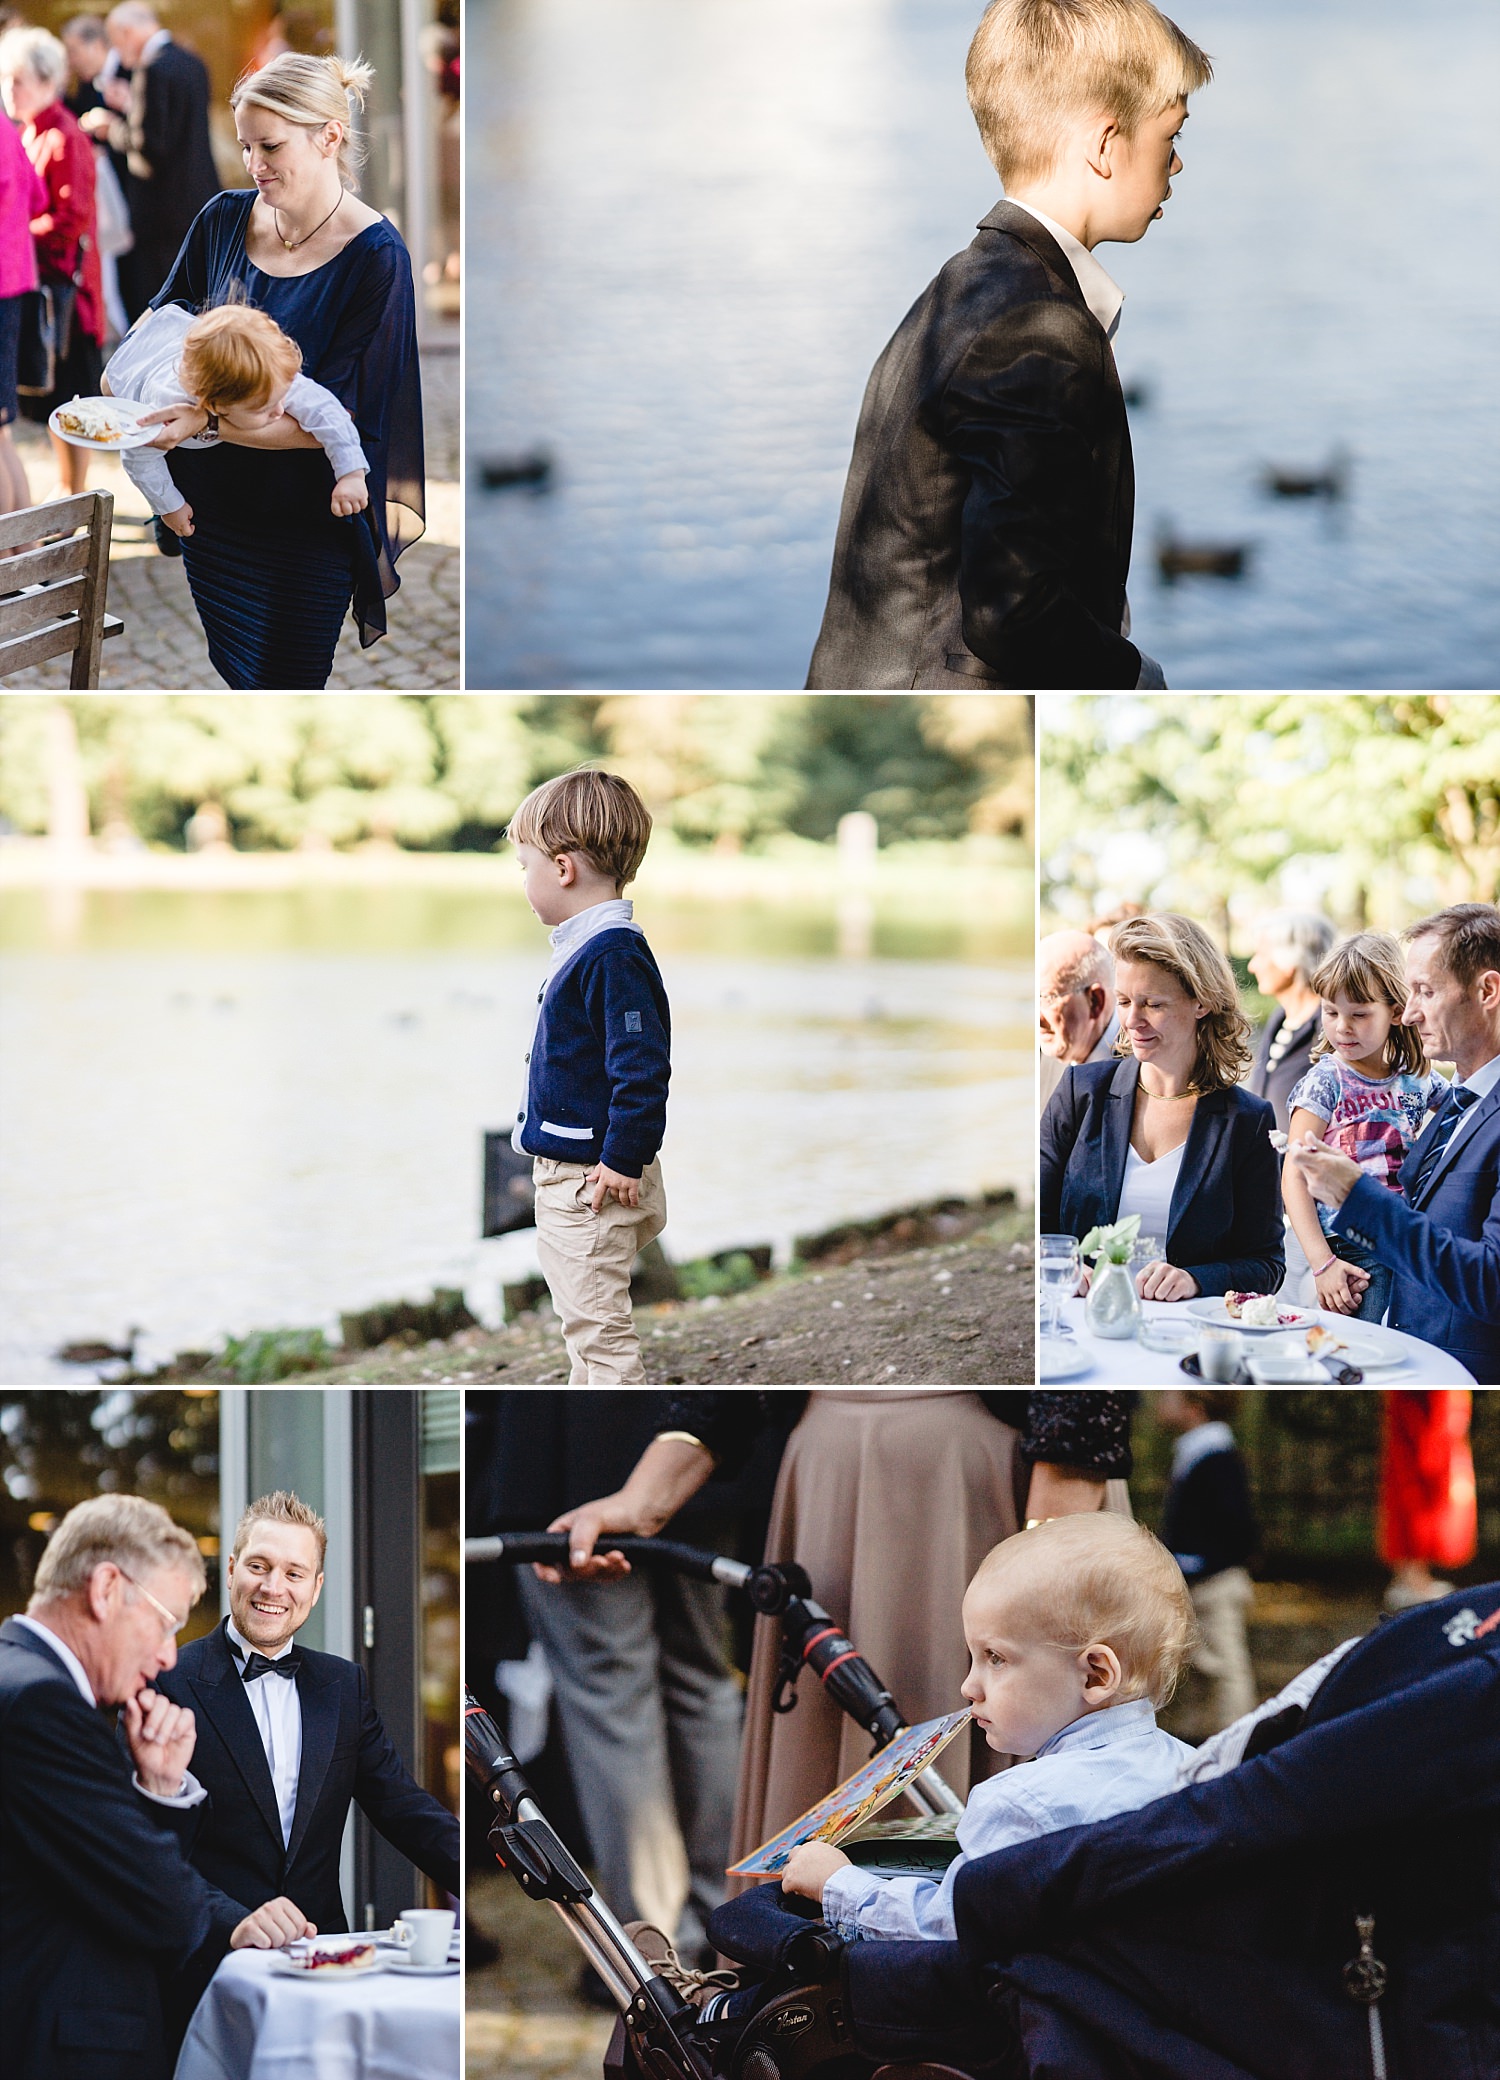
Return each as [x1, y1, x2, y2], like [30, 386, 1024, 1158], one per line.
[1198, 1328, 1242, 1383]
[393, 1908, 455, 1967]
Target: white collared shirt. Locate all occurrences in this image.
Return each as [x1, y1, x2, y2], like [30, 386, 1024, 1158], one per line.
[227, 1617, 302, 1847]
[512, 898, 645, 1153]
[139, 27, 171, 64]
[1002, 199, 1126, 341]
[13, 1612, 205, 1807]
[820, 1698, 1191, 1941]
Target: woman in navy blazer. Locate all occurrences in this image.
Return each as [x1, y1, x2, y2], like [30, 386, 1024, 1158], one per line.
[1041, 914, 1284, 1299]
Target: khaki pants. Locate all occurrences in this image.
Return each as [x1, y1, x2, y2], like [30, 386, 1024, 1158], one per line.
[1184, 1565, 1257, 1736]
[532, 1157, 667, 1384]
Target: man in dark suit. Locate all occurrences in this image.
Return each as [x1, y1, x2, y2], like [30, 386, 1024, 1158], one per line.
[1, 1493, 296, 2080]
[157, 1490, 459, 2002]
[88, 3, 217, 317]
[806, 0, 1211, 689]
[1291, 903, 1500, 1383]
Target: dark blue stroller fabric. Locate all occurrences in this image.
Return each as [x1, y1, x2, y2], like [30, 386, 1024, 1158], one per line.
[711, 1585, 1500, 2080]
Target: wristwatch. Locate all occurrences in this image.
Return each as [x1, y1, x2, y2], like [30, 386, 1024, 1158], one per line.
[203, 410, 219, 439]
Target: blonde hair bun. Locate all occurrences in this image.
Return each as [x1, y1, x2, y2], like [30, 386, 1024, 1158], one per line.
[329, 56, 375, 113]
[231, 51, 375, 188]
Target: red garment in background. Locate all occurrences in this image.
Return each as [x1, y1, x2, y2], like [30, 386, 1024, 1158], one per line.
[22, 99, 105, 345]
[1378, 1391, 1477, 1570]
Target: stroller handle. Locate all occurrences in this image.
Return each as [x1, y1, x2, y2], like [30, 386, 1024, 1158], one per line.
[466, 1530, 752, 1589]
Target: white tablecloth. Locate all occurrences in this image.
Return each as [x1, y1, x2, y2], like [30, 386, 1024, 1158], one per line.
[1040, 1297, 1476, 1384]
[174, 1951, 461, 2080]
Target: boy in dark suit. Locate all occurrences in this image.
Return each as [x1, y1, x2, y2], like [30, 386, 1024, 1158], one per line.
[808, 0, 1211, 690]
[507, 769, 671, 1384]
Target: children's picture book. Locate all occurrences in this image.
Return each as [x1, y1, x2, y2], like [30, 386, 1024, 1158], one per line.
[727, 1708, 972, 1876]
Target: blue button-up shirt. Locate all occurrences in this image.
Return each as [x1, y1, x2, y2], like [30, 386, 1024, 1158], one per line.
[820, 1697, 1193, 1942]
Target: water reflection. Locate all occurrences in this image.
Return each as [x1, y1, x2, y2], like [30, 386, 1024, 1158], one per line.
[2, 892, 1029, 1381]
[468, 0, 1499, 688]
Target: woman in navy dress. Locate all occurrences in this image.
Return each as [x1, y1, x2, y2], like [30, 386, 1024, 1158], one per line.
[141, 53, 423, 689]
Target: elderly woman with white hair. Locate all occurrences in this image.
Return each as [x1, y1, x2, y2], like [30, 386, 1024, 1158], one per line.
[0, 23, 107, 496]
[138, 51, 423, 688]
[1245, 907, 1338, 1132]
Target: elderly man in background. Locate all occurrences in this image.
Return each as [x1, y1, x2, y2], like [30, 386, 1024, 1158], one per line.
[84, 2, 215, 319]
[1038, 929, 1119, 1104]
[0, 1495, 306, 2080]
[1244, 908, 1337, 1302]
[1291, 903, 1500, 1384]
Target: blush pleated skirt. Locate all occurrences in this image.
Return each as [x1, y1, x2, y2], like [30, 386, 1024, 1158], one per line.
[181, 519, 355, 689]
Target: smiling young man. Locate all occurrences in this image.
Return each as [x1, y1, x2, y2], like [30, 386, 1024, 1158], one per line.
[156, 1492, 459, 2021]
[806, 0, 1211, 690]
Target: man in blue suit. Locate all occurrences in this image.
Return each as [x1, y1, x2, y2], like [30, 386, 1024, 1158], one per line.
[1290, 902, 1500, 1383]
[156, 1490, 460, 2012]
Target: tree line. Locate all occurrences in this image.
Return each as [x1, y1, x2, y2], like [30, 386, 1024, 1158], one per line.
[0, 695, 1033, 854]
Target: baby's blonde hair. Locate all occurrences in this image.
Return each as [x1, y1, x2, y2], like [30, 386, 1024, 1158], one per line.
[969, 1512, 1196, 1707]
[506, 770, 653, 891]
[231, 52, 375, 190]
[967, 0, 1212, 187]
[178, 304, 302, 414]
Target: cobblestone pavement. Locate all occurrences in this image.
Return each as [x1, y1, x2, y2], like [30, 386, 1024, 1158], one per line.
[9, 338, 458, 690]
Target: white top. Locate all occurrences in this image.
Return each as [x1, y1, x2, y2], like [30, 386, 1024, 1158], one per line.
[227, 1617, 303, 1847]
[12, 1612, 204, 1806]
[1002, 199, 1126, 341]
[512, 898, 644, 1152]
[820, 1699, 1191, 1942]
[1170, 1419, 1237, 1480]
[103, 304, 369, 518]
[1115, 1138, 1185, 1241]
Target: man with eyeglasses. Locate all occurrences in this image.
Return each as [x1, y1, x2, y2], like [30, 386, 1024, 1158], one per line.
[1039, 929, 1120, 1105]
[0, 1492, 303, 2080]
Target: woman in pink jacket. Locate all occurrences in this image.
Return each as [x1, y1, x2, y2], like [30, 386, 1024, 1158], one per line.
[0, 105, 47, 514]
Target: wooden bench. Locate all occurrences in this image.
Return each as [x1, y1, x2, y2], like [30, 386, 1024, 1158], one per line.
[0, 491, 123, 687]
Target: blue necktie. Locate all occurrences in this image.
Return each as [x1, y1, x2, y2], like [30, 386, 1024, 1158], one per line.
[1404, 1084, 1480, 1202]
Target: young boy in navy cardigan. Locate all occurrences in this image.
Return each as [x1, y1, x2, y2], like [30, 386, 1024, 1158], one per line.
[507, 770, 670, 1383]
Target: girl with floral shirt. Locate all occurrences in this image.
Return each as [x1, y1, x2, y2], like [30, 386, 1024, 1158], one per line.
[1283, 932, 1443, 1321]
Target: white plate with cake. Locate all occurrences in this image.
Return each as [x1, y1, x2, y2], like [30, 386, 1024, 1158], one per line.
[48, 395, 158, 450]
[272, 1940, 385, 1978]
[1185, 1293, 1320, 1334]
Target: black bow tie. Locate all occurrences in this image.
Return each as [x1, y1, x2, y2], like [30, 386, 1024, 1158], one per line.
[238, 1646, 301, 1682]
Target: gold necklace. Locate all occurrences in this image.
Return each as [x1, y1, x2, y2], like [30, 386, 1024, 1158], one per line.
[1136, 1081, 1205, 1102]
[272, 193, 344, 252]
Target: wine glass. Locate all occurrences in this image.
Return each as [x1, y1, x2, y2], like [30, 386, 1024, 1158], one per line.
[1039, 1235, 1081, 1342]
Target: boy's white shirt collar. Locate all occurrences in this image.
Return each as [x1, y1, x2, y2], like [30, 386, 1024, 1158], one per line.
[1002, 198, 1126, 340]
[546, 898, 641, 978]
[1170, 1419, 1238, 1479]
[1033, 1695, 1157, 1757]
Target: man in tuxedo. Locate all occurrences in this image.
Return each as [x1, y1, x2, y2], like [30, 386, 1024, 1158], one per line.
[87, 3, 217, 317]
[158, 1490, 459, 2005]
[1290, 902, 1500, 1383]
[1038, 930, 1120, 1106]
[0, 1494, 299, 2080]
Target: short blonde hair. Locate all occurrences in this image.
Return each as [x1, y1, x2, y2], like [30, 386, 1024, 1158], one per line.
[967, 0, 1212, 187]
[31, 1494, 207, 1606]
[506, 770, 653, 890]
[179, 305, 302, 414]
[231, 52, 375, 189]
[970, 1513, 1196, 1707]
[1111, 912, 1253, 1090]
[233, 1490, 327, 1569]
[1310, 932, 1427, 1077]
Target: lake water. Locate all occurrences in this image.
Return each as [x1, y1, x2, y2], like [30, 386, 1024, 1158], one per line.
[0, 889, 1030, 1382]
[466, 0, 1500, 689]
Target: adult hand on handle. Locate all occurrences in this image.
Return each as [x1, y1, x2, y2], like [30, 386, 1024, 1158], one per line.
[534, 1434, 718, 1584]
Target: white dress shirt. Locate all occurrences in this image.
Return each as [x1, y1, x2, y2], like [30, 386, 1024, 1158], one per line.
[13, 1612, 205, 1806]
[227, 1617, 302, 1846]
[820, 1699, 1191, 1941]
[1441, 1052, 1500, 1164]
[512, 898, 645, 1152]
